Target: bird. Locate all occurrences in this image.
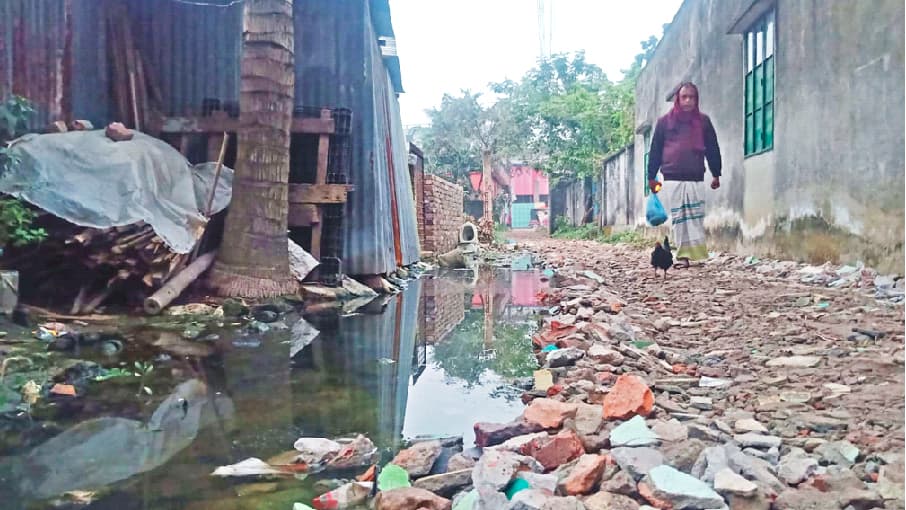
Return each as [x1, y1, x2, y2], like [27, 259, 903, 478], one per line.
[651, 236, 674, 280]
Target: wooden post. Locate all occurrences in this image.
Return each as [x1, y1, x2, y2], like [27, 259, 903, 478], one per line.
[309, 109, 331, 261]
[481, 150, 493, 223]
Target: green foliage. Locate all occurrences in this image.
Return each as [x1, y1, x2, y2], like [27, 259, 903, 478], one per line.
[0, 199, 46, 248]
[92, 367, 134, 382]
[431, 310, 537, 389]
[0, 95, 33, 141]
[551, 221, 647, 246]
[412, 90, 521, 186]
[134, 361, 154, 397]
[417, 33, 664, 184]
[0, 95, 46, 249]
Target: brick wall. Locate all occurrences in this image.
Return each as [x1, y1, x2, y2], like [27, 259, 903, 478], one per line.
[422, 277, 465, 344]
[413, 168, 425, 245]
[421, 175, 464, 254]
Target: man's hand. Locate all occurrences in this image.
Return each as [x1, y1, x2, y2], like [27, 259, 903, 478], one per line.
[711, 177, 720, 190]
[648, 179, 660, 193]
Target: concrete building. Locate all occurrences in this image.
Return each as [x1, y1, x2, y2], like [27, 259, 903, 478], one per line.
[630, 0, 903, 271]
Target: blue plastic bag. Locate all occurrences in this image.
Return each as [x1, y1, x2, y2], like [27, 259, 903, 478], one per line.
[646, 192, 668, 226]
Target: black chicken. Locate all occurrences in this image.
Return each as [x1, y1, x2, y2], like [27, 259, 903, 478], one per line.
[651, 236, 674, 279]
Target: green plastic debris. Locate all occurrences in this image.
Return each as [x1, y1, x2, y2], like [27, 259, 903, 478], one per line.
[377, 464, 411, 491]
[632, 340, 654, 349]
[504, 477, 530, 499]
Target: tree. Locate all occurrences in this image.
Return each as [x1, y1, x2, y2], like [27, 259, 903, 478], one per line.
[208, 0, 298, 297]
[494, 51, 626, 181]
[417, 36, 666, 187]
[413, 90, 520, 188]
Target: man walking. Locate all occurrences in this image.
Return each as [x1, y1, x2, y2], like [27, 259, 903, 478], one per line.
[647, 82, 722, 268]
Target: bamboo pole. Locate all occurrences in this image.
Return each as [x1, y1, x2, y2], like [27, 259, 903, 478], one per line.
[143, 252, 216, 315]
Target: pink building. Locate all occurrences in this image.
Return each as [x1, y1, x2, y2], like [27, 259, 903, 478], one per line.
[510, 166, 550, 229]
[510, 166, 549, 199]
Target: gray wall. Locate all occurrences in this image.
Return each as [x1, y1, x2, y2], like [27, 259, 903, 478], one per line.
[602, 145, 640, 227]
[634, 0, 904, 271]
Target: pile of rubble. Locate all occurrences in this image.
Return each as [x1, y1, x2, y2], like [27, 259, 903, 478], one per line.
[325, 239, 903, 510]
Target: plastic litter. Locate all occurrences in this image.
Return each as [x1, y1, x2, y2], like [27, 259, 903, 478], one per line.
[311, 481, 372, 510]
[646, 192, 668, 226]
[377, 463, 411, 491]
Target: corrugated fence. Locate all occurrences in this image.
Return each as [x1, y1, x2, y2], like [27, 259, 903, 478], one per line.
[0, 0, 68, 130]
[3, 0, 418, 276]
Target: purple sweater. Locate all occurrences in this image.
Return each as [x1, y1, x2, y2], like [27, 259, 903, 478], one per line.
[647, 113, 722, 182]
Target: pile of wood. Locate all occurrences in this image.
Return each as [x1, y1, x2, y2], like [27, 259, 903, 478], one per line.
[6, 218, 195, 314]
[70, 222, 189, 289]
[106, 1, 161, 132]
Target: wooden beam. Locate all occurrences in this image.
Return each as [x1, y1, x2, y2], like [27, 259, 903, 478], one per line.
[287, 204, 321, 227]
[288, 183, 351, 204]
[309, 109, 333, 261]
[152, 115, 335, 135]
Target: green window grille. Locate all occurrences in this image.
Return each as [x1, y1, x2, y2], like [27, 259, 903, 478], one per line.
[744, 9, 775, 156]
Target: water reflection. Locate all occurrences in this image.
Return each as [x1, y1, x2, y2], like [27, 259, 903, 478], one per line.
[1, 269, 548, 508]
[0, 378, 234, 503]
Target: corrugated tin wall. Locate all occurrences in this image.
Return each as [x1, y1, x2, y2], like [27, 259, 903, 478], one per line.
[8, 0, 417, 276]
[2, 0, 240, 129]
[70, 0, 110, 126]
[377, 50, 420, 266]
[295, 0, 418, 275]
[125, 0, 242, 117]
[0, 0, 68, 130]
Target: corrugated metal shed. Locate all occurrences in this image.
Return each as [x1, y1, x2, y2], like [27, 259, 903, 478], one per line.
[7, 0, 418, 276]
[0, 0, 69, 130]
[295, 0, 419, 275]
[125, 0, 242, 117]
[3, 0, 241, 129]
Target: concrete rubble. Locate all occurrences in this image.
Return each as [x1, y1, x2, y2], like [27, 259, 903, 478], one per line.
[305, 238, 904, 509]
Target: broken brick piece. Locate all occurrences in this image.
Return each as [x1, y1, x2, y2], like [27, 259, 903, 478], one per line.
[50, 383, 76, 396]
[602, 374, 654, 420]
[105, 122, 134, 141]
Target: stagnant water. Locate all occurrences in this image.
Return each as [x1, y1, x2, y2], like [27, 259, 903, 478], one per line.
[0, 267, 549, 509]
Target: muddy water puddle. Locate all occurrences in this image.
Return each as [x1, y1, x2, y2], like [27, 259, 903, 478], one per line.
[0, 267, 548, 509]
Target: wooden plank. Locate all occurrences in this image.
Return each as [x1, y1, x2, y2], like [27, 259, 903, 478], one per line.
[310, 109, 332, 261]
[207, 132, 225, 162]
[287, 204, 321, 227]
[153, 116, 334, 135]
[178, 134, 190, 157]
[287, 183, 351, 204]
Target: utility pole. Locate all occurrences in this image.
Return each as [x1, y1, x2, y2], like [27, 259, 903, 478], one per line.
[481, 150, 493, 224]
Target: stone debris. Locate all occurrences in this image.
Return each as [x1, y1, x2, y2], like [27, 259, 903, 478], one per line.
[640, 465, 725, 509]
[713, 467, 758, 497]
[609, 416, 660, 447]
[334, 238, 905, 509]
[602, 374, 655, 420]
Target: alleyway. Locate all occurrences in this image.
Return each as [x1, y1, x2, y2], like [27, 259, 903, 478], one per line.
[489, 233, 905, 508]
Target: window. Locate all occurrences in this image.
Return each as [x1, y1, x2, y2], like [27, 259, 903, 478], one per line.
[744, 9, 775, 156]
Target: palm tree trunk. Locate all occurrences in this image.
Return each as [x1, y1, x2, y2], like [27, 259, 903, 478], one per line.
[208, 0, 298, 297]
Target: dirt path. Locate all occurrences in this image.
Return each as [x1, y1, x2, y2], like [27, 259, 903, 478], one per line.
[519, 236, 905, 453]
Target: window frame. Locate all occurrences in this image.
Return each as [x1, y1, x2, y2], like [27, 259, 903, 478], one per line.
[744, 8, 775, 157]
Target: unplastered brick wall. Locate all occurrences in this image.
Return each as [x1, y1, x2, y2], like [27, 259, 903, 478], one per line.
[421, 175, 464, 254]
[422, 277, 465, 344]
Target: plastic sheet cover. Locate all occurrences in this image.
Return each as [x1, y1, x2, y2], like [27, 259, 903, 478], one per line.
[1, 130, 233, 254]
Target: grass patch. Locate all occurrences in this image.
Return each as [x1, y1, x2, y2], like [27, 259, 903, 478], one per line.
[552, 223, 649, 247]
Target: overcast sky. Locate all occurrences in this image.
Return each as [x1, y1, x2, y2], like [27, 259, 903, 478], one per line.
[388, 0, 684, 128]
